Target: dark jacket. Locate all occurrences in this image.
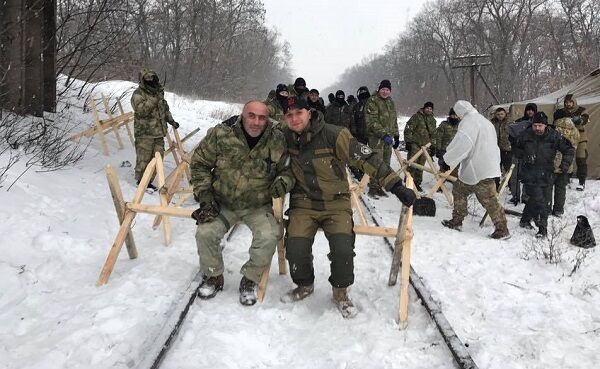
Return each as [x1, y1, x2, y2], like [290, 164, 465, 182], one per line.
[325, 101, 352, 128]
[513, 126, 575, 186]
[350, 98, 369, 144]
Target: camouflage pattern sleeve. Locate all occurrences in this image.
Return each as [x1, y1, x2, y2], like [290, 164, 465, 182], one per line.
[365, 97, 387, 138]
[403, 114, 417, 144]
[131, 91, 157, 118]
[273, 150, 295, 194]
[190, 127, 219, 201]
[160, 99, 175, 123]
[334, 128, 400, 190]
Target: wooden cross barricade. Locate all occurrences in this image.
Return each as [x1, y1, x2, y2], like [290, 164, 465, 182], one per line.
[70, 94, 135, 156]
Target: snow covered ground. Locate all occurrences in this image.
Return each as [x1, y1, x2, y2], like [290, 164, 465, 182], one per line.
[1, 79, 598, 369]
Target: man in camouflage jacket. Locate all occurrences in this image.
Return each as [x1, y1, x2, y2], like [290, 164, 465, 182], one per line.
[554, 94, 589, 191]
[490, 107, 512, 174]
[278, 96, 416, 318]
[404, 101, 437, 191]
[265, 83, 289, 128]
[365, 79, 399, 197]
[189, 100, 295, 306]
[131, 69, 179, 186]
[434, 108, 460, 168]
[546, 110, 580, 216]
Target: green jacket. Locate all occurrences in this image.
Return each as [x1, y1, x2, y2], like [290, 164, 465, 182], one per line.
[553, 117, 580, 173]
[365, 94, 398, 139]
[190, 116, 294, 210]
[324, 101, 352, 128]
[287, 84, 309, 100]
[131, 69, 176, 138]
[404, 109, 436, 147]
[283, 113, 401, 211]
[555, 96, 589, 142]
[265, 98, 286, 128]
[491, 117, 511, 151]
[434, 120, 459, 153]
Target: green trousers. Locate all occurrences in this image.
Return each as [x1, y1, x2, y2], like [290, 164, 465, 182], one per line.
[367, 136, 392, 189]
[195, 205, 281, 283]
[135, 137, 164, 181]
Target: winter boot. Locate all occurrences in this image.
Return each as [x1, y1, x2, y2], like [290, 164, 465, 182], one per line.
[415, 183, 424, 193]
[576, 183, 585, 191]
[238, 276, 257, 306]
[490, 226, 510, 240]
[552, 209, 564, 217]
[441, 219, 462, 231]
[197, 274, 224, 299]
[332, 287, 357, 319]
[367, 187, 380, 199]
[280, 284, 314, 303]
[519, 219, 534, 230]
[147, 183, 158, 192]
[535, 225, 548, 239]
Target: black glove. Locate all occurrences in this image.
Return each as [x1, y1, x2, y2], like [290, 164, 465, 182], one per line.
[436, 149, 446, 160]
[191, 194, 220, 224]
[560, 164, 569, 174]
[572, 116, 582, 125]
[390, 180, 417, 207]
[170, 121, 180, 129]
[393, 135, 400, 149]
[428, 146, 436, 158]
[439, 159, 450, 172]
[270, 176, 288, 198]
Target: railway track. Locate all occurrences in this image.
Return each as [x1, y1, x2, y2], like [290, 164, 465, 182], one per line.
[137, 195, 479, 369]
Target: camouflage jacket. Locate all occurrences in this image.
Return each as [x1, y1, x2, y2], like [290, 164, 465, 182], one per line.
[365, 94, 398, 139]
[434, 120, 459, 153]
[283, 113, 401, 211]
[265, 98, 286, 129]
[555, 103, 589, 142]
[190, 116, 294, 210]
[404, 109, 436, 147]
[324, 101, 352, 128]
[131, 69, 176, 138]
[552, 117, 580, 173]
[491, 117, 512, 151]
[287, 84, 309, 100]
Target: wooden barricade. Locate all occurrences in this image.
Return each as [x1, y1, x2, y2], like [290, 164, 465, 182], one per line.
[70, 94, 135, 156]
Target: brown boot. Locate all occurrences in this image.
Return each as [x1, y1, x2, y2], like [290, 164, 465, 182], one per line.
[280, 284, 314, 303]
[490, 225, 510, 240]
[332, 287, 358, 319]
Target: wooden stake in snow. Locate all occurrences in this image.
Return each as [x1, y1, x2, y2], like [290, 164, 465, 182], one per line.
[398, 174, 415, 330]
[105, 165, 137, 259]
[155, 152, 172, 246]
[257, 197, 285, 302]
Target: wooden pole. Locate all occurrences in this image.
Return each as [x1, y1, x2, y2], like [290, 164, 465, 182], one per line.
[97, 158, 157, 286]
[117, 97, 135, 146]
[155, 152, 172, 246]
[422, 148, 454, 206]
[388, 206, 409, 286]
[273, 197, 286, 275]
[398, 175, 415, 330]
[479, 163, 515, 227]
[153, 163, 185, 229]
[165, 128, 200, 156]
[89, 97, 110, 156]
[102, 93, 124, 149]
[346, 169, 368, 225]
[172, 128, 192, 181]
[105, 165, 137, 259]
[165, 133, 181, 166]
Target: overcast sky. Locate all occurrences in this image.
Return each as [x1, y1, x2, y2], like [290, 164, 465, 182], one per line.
[262, 0, 429, 91]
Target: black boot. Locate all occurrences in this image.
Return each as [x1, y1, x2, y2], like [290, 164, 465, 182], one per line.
[239, 276, 257, 306]
[536, 225, 547, 239]
[198, 275, 224, 299]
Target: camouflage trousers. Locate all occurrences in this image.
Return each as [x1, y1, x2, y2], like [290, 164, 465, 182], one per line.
[135, 137, 165, 182]
[407, 145, 427, 187]
[367, 136, 392, 190]
[452, 178, 507, 230]
[195, 204, 281, 283]
[285, 205, 356, 288]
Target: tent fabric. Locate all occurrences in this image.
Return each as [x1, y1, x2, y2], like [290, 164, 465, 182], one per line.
[491, 69, 600, 178]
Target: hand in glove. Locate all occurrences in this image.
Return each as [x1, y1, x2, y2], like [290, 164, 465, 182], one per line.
[393, 135, 400, 149]
[390, 180, 417, 207]
[191, 194, 220, 224]
[439, 159, 450, 172]
[571, 115, 582, 125]
[382, 135, 394, 146]
[428, 146, 436, 158]
[270, 176, 289, 198]
[170, 121, 180, 129]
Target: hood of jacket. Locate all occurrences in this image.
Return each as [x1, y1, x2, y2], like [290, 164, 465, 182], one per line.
[453, 100, 476, 119]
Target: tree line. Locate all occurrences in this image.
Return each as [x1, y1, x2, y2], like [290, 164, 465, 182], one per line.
[327, 0, 600, 115]
[57, 0, 292, 101]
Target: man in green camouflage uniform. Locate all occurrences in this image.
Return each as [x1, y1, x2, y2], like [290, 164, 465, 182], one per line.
[189, 100, 295, 306]
[404, 101, 437, 192]
[547, 110, 580, 216]
[265, 83, 289, 128]
[491, 107, 512, 174]
[434, 108, 460, 166]
[365, 79, 399, 197]
[287, 77, 309, 101]
[279, 97, 416, 318]
[554, 94, 589, 191]
[131, 69, 179, 188]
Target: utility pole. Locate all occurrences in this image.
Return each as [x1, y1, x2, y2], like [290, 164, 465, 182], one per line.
[451, 55, 493, 108]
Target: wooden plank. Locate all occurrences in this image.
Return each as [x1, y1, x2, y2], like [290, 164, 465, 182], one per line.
[105, 165, 137, 259]
[97, 158, 157, 286]
[353, 224, 397, 237]
[117, 97, 135, 146]
[153, 163, 185, 229]
[388, 206, 409, 286]
[165, 133, 181, 166]
[346, 169, 368, 225]
[126, 203, 193, 218]
[399, 175, 415, 330]
[273, 197, 286, 275]
[89, 97, 109, 156]
[165, 128, 200, 156]
[480, 163, 515, 227]
[102, 93, 124, 149]
[173, 128, 192, 181]
[70, 112, 134, 140]
[422, 148, 454, 206]
[155, 152, 171, 246]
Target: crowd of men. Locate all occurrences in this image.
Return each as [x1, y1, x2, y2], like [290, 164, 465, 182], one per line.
[130, 70, 590, 315]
